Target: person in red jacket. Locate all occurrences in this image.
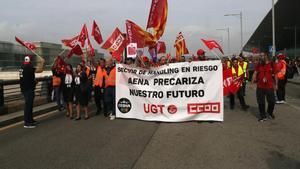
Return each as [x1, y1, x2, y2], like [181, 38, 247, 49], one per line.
[252, 54, 278, 121]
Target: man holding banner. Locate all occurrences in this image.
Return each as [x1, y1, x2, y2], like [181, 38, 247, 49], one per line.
[104, 58, 117, 120]
[229, 57, 250, 111]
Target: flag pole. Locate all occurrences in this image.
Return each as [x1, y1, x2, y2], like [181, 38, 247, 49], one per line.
[201, 40, 222, 60]
[59, 48, 66, 56]
[209, 50, 222, 60]
[29, 48, 44, 60]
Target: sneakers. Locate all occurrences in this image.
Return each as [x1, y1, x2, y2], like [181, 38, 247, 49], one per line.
[24, 124, 36, 129]
[268, 114, 275, 119]
[109, 114, 116, 120]
[258, 118, 267, 122]
[30, 120, 39, 125]
[276, 100, 286, 104]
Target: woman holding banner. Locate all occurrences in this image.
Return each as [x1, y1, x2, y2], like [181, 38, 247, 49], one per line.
[74, 64, 89, 120]
[63, 64, 75, 119]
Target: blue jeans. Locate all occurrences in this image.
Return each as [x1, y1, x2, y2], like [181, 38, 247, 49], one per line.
[54, 86, 64, 108]
[104, 87, 116, 116]
[23, 89, 35, 125]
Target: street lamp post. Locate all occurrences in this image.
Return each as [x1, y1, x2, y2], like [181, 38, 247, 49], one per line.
[225, 12, 243, 54]
[272, 0, 276, 57]
[216, 27, 230, 55]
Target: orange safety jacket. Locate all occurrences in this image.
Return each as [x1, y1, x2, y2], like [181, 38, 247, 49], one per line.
[85, 66, 91, 77]
[105, 66, 116, 88]
[52, 75, 61, 87]
[276, 60, 286, 80]
[93, 66, 106, 88]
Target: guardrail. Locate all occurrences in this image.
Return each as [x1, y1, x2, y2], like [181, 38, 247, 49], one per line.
[0, 76, 53, 107]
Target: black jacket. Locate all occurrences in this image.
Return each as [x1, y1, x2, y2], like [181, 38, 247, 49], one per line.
[19, 64, 36, 92]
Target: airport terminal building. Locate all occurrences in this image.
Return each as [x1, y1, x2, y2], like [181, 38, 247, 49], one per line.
[244, 0, 299, 58]
[0, 41, 104, 70]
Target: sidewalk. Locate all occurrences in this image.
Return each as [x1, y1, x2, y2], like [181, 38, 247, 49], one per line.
[0, 71, 52, 80]
[0, 102, 57, 128]
[288, 75, 300, 85]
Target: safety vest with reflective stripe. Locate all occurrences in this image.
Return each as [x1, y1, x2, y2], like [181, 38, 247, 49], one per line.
[52, 75, 61, 87]
[239, 61, 248, 78]
[105, 67, 116, 88]
[93, 66, 106, 87]
[232, 65, 244, 77]
[276, 60, 286, 80]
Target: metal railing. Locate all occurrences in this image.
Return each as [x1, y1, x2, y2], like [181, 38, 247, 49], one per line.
[0, 76, 53, 107]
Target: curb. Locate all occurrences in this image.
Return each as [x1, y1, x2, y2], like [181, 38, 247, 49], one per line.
[0, 105, 58, 128]
[288, 80, 300, 85]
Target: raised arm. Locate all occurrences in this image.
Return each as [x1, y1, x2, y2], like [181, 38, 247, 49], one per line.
[35, 57, 45, 73]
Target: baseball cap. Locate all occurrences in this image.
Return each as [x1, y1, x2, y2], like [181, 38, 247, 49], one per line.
[24, 56, 31, 62]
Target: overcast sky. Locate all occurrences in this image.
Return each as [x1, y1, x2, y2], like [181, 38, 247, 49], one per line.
[0, 0, 277, 56]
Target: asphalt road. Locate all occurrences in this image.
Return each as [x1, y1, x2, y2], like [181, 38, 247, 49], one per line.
[0, 84, 299, 169]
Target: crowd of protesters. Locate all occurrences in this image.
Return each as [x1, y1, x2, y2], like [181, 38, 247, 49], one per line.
[20, 50, 299, 128]
[51, 57, 117, 121]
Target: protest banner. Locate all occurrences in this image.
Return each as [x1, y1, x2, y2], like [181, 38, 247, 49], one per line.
[116, 60, 224, 122]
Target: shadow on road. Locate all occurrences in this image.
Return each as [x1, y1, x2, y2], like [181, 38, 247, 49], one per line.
[267, 151, 300, 169]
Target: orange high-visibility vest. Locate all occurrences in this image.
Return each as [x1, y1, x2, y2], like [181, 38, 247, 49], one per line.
[94, 66, 106, 87]
[85, 66, 91, 77]
[277, 60, 286, 80]
[105, 67, 116, 88]
[52, 75, 61, 87]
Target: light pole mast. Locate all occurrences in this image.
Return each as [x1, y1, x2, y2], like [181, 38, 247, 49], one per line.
[272, 0, 276, 57]
[224, 12, 243, 54]
[240, 11, 243, 54]
[217, 28, 230, 55]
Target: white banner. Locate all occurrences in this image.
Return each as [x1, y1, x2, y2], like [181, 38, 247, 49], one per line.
[116, 61, 224, 122]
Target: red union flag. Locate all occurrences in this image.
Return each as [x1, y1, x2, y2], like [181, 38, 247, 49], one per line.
[78, 24, 88, 47]
[146, 0, 168, 41]
[101, 27, 126, 55]
[111, 51, 122, 62]
[91, 20, 103, 45]
[15, 37, 36, 51]
[174, 32, 189, 60]
[87, 38, 95, 57]
[67, 44, 84, 58]
[126, 20, 156, 48]
[156, 41, 166, 54]
[61, 35, 79, 48]
[223, 68, 242, 96]
[201, 39, 224, 54]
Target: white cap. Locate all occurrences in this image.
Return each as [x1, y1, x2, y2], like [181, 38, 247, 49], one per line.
[24, 56, 31, 62]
